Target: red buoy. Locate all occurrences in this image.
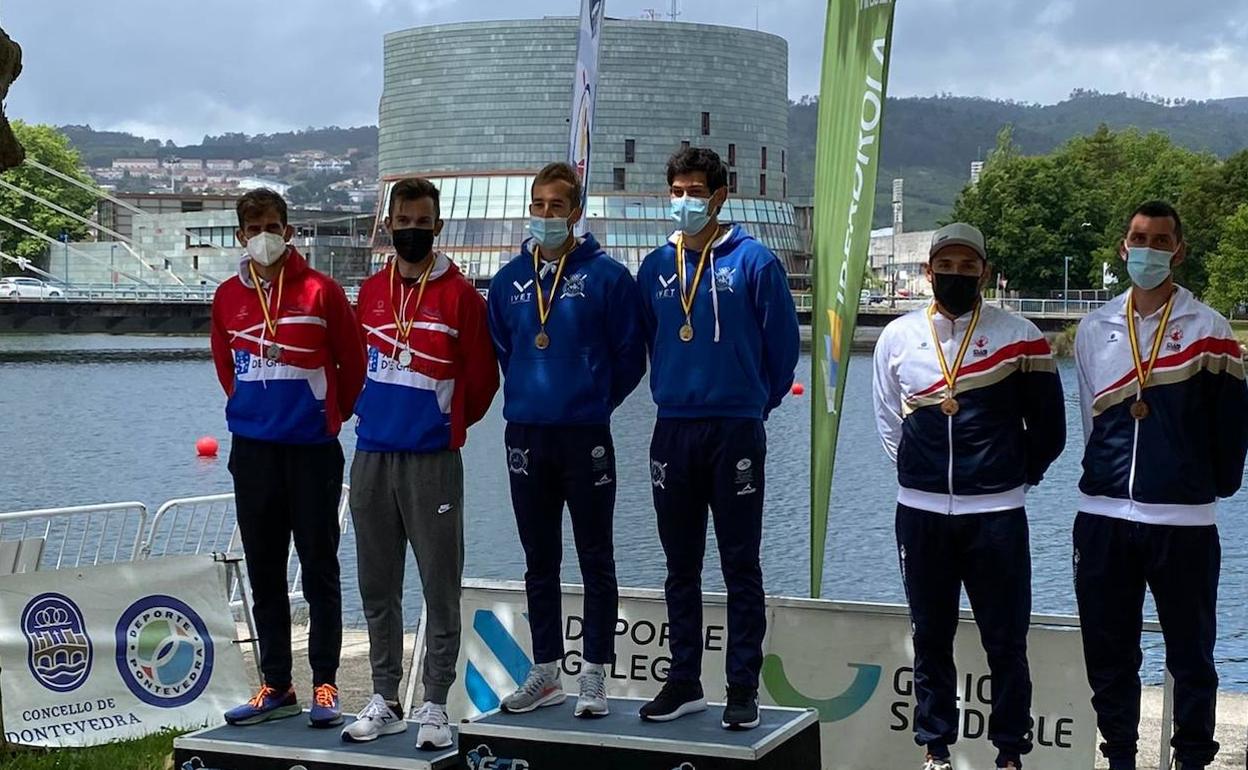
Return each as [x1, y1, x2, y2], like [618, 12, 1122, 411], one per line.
[196, 436, 219, 457]
[792, 383, 806, 396]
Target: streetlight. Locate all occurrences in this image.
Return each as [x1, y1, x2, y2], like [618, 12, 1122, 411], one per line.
[110, 243, 117, 288]
[1064, 255, 1073, 316]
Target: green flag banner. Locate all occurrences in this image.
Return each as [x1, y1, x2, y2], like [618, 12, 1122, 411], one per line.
[810, 0, 898, 598]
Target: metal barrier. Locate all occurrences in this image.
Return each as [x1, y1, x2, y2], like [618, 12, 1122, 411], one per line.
[140, 485, 352, 605]
[0, 501, 148, 574]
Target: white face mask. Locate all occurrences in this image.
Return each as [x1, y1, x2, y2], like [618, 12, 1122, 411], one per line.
[246, 232, 287, 267]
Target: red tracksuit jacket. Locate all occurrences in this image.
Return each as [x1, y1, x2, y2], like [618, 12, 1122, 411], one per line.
[210, 248, 366, 444]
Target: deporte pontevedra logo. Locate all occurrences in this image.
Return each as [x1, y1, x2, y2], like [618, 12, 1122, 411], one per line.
[114, 595, 214, 708]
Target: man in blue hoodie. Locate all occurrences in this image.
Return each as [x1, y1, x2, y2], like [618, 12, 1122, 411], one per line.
[635, 147, 800, 730]
[487, 161, 647, 719]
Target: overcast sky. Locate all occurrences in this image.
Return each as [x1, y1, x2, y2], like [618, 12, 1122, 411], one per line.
[3, 0, 1248, 145]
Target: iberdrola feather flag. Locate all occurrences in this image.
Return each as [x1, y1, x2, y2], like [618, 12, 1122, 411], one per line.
[810, 0, 898, 598]
[568, 0, 605, 231]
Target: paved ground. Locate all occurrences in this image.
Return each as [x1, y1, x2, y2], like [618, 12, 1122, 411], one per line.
[241, 625, 1248, 769]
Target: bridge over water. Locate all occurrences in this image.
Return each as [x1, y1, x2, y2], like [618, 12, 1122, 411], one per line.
[0, 286, 1101, 335]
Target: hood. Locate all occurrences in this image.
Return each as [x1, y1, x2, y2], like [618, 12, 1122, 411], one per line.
[524, 232, 605, 271]
[665, 222, 750, 253]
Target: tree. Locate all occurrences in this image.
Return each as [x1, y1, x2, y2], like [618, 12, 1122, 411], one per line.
[949, 125, 1214, 295]
[1203, 204, 1248, 317]
[0, 122, 98, 274]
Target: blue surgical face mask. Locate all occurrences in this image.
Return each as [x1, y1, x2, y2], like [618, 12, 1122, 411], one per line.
[1126, 245, 1175, 290]
[671, 195, 712, 235]
[528, 216, 571, 254]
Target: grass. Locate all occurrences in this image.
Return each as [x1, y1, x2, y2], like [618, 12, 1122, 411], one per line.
[2, 731, 178, 770]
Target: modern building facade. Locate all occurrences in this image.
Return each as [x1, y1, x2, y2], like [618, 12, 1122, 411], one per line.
[377, 17, 800, 278]
[52, 194, 374, 287]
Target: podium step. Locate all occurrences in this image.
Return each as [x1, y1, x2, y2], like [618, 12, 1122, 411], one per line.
[173, 710, 459, 770]
[458, 697, 820, 769]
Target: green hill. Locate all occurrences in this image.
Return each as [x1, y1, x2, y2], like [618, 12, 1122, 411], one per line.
[789, 91, 1248, 230]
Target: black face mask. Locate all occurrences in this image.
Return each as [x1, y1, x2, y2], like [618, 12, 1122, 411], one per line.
[932, 272, 981, 317]
[392, 227, 435, 263]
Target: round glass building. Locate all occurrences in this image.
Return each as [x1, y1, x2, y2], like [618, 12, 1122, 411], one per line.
[376, 17, 799, 279]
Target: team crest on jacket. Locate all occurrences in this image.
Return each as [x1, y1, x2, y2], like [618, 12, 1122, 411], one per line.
[560, 272, 587, 299]
[714, 267, 736, 293]
[1167, 325, 1184, 351]
[650, 460, 667, 489]
[972, 336, 990, 356]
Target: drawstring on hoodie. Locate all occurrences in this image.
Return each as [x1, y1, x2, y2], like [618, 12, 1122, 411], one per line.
[710, 249, 721, 343]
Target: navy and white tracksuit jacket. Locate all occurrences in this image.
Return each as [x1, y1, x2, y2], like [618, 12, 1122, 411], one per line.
[1076, 286, 1248, 523]
[873, 302, 1066, 513]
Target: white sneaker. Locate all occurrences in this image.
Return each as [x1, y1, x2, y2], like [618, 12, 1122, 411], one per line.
[341, 694, 406, 743]
[923, 755, 953, 770]
[574, 665, 608, 718]
[500, 662, 566, 713]
[414, 701, 453, 750]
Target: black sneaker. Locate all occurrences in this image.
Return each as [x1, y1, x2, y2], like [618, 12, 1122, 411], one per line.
[639, 680, 706, 722]
[721, 685, 760, 730]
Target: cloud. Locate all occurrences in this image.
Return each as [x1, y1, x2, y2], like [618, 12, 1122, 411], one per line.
[3, 0, 1248, 142]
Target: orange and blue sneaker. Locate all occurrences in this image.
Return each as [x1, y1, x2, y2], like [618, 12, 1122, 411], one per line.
[309, 683, 344, 728]
[224, 685, 300, 726]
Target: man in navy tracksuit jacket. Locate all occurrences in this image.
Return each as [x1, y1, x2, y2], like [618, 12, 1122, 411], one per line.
[873, 223, 1065, 770]
[635, 147, 799, 730]
[1074, 201, 1248, 770]
[487, 162, 647, 719]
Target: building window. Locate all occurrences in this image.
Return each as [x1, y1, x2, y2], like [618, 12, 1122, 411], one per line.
[681, 140, 691, 151]
[729, 172, 739, 194]
[761, 146, 768, 170]
[760, 174, 767, 196]
[781, 150, 786, 173]
[728, 143, 736, 167]
[783, 177, 787, 199]
[613, 167, 626, 191]
[625, 139, 636, 164]
[701, 112, 711, 136]
[181, 200, 203, 213]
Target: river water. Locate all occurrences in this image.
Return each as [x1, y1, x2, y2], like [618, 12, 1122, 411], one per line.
[2, 334, 1246, 688]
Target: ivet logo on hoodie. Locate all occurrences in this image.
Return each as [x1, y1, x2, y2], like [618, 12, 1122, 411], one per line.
[656, 273, 678, 299]
[510, 280, 533, 304]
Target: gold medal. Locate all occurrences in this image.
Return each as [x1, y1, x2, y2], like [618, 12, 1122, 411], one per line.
[927, 301, 982, 419]
[535, 331, 550, 350]
[265, 343, 282, 363]
[1126, 290, 1177, 423]
[397, 349, 413, 368]
[675, 232, 714, 344]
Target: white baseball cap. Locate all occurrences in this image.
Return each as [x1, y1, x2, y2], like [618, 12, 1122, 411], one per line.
[930, 223, 987, 262]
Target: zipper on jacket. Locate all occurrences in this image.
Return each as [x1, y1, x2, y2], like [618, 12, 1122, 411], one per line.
[946, 411, 955, 514]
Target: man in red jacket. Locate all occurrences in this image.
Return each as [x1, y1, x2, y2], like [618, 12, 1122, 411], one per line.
[209, 188, 365, 729]
[342, 177, 498, 750]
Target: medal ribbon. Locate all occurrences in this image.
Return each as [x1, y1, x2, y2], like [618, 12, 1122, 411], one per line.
[532, 242, 572, 332]
[926, 300, 983, 399]
[389, 256, 435, 346]
[247, 261, 285, 343]
[1126, 290, 1177, 398]
[675, 232, 714, 325]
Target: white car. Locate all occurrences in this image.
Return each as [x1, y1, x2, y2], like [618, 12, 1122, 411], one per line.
[0, 276, 64, 299]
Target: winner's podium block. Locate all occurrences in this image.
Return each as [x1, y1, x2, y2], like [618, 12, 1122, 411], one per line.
[173, 711, 459, 770]
[458, 697, 820, 770]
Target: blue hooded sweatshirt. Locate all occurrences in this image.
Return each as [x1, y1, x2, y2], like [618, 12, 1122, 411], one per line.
[636, 223, 799, 420]
[488, 233, 647, 425]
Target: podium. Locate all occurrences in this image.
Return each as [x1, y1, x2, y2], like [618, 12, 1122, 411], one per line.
[173, 711, 460, 770]
[457, 697, 820, 770]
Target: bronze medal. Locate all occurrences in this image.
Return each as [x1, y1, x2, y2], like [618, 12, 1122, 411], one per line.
[265, 343, 282, 363]
[398, 349, 414, 368]
[940, 397, 960, 417]
[1130, 400, 1150, 421]
[535, 331, 550, 350]
[679, 323, 695, 343]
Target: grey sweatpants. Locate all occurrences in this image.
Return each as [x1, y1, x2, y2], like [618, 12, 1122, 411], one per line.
[349, 449, 464, 705]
